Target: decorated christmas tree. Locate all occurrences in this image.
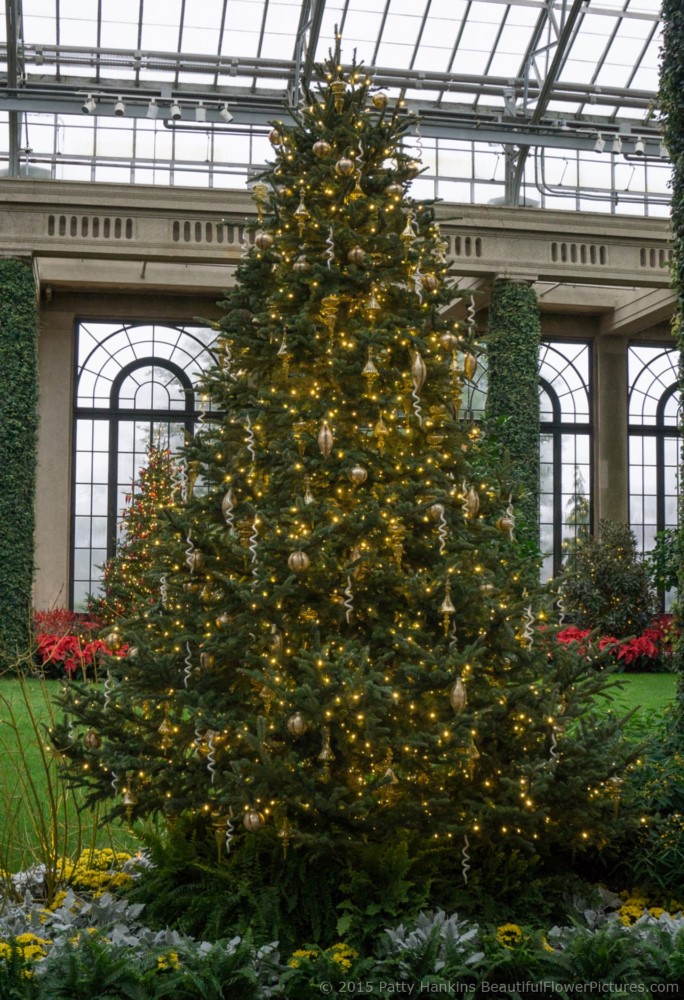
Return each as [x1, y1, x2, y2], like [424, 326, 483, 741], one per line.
[56, 52, 636, 936]
[91, 446, 185, 623]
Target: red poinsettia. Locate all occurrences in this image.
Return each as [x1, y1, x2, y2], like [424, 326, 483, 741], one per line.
[33, 609, 126, 679]
[556, 615, 674, 670]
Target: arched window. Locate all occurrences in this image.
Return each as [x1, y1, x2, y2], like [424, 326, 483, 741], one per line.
[628, 345, 680, 562]
[72, 322, 218, 608]
[539, 342, 592, 580]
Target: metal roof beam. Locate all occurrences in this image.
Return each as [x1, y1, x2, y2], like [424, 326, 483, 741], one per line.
[5, 0, 21, 178]
[509, 0, 586, 205]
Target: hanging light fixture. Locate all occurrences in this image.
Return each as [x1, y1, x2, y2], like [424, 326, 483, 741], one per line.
[610, 134, 622, 155]
[146, 98, 159, 119]
[219, 103, 233, 123]
[170, 101, 182, 121]
[633, 136, 645, 156]
[81, 94, 96, 114]
[593, 133, 605, 153]
[195, 102, 206, 122]
[114, 97, 125, 116]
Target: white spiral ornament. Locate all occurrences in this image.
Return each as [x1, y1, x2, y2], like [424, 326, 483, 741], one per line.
[549, 729, 559, 765]
[193, 726, 204, 753]
[412, 264, 424, 302]
[325, 225, 335, 269]
[103, 670, 112, 712]
[461, 834, 471, 885]
[522, 604, 535, 649]
[225, 809, 235, 854]
[111, 772, 120, 794]
[174, 457, 188, 502]
[437, 508, 448, 555]
[207, 731, 217, 784]
[240, 227, 250, 258]
[467, 294, 476, 335]
[344, 575, 354, 624]
[411, 351, 426, 427]
[197, 394, 208, 434]
[183, 642, 193, 689]
[558, 593, 566, 628]
[221, 488, 236, 535]
[449, 619, 458, 652]
[249, 514, 259, 581]
[185, 531, 194, 572]
[160, 574, 168, 608]
[245, 416, 256, 464]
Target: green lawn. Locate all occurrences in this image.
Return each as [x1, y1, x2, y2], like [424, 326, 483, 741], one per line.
[0, 676, 134, 872]
[606, 672, 676, 716]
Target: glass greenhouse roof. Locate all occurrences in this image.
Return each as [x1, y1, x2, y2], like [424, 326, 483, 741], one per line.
[0, 0, 669, 213]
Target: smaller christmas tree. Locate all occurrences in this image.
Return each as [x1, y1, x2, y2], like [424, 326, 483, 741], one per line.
[92, 447, 185, 623]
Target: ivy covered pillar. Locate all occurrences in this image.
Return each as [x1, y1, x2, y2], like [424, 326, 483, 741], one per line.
[660, 0, 684, 704]
[485, 278, 541, 547]
[0, 259, 38, 661]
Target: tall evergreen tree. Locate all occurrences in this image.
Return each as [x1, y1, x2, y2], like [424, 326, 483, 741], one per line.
[56, 55, 635, 926]
[92, 446, 185, 623]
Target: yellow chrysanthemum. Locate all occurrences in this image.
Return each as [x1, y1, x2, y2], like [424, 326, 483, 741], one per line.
[496, 923, 524, 948]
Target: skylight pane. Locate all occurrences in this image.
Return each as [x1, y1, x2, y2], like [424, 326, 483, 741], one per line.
[22, 15, 56, 45]
[142, 0, 183, 26]
[220, 31, 260, 58]
[181, 28, 220, 52]
[376, 42, 415, 68]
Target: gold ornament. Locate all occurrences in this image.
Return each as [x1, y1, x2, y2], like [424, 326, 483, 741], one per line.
[463, 352, 478, 380]
[347, 245, 366, 265]
[186, 549, 204, 574]
[422, 273, 440, 291]
[411, 352, 427, 392]
[427, 502, 445, 521]
[313, 139, 332, 158]
[216, 612, 231, 628]
[372, 92, 388, 111]
[374, 415, 389, 452]
[439, 582, 456, 634]
[320, 294, 341, 335]
[362, 347, 380, 382]
[277, 816, 292, 850]
[450, 676, 468, 713]
[286, 711, 308, 737]
[276, 184, 291, 199]
[317, 420, 334, 458]
[335, 156, 355, 177]
[346, 172, 365, 202]
[439, 331, 459, 351]
[210, 810, 230, 860]
[293, 255, 310, 272]
[400, 210, 416, 252]
[254, 230, 274, 250]
[386, 182, 403, 199]
[366, 291, 381, 321]
[122, 773, 138, 826]
[199, 651, 215, 669]
[250, 181, 270, 223]
[288, 550, 310, 573]
[268, 128, 283, 146]
[293, 191, 310, 236]
[405, 159, 421, 178]
[463, 487, 480, 517]
[243, 809, 265, 832]
[104, 632, 121, 652]
[292, 419, 308, 456]
[330, 79, 346, 112]
[318, 724, 335, 779]
[303, 482, 314, 505]
[83, 728, 101, 750]
[349, 464, 368, 486]
[388, 521, 406, 569]
[496, 515, 515, 538]
[127, 645, 139, 659]
[158, 703, 173, 749]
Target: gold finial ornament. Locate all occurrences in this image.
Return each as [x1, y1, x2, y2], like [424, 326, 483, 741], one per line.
[463, 352, 478, 380]
[400, 210, 416, 252]
[318, 724, 335, 779]
[330, 79, 347, 112]
[293, 190, 310, 236]
[318, 420, 334, 458]
[439, 582, 456, 634]
[251, 181, 270, 222]
[450, 676, 467, 713]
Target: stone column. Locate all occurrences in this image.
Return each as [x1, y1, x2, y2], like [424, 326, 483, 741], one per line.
[34, 294, 75, 609]
[485, 277, 541, 545]
[594, 334, 629, 524]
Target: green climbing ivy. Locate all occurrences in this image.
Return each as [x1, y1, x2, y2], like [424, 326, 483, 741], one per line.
[485, 279, 541, 544]
[660, 0, 684, 708]
[0, 259, 38, 662]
